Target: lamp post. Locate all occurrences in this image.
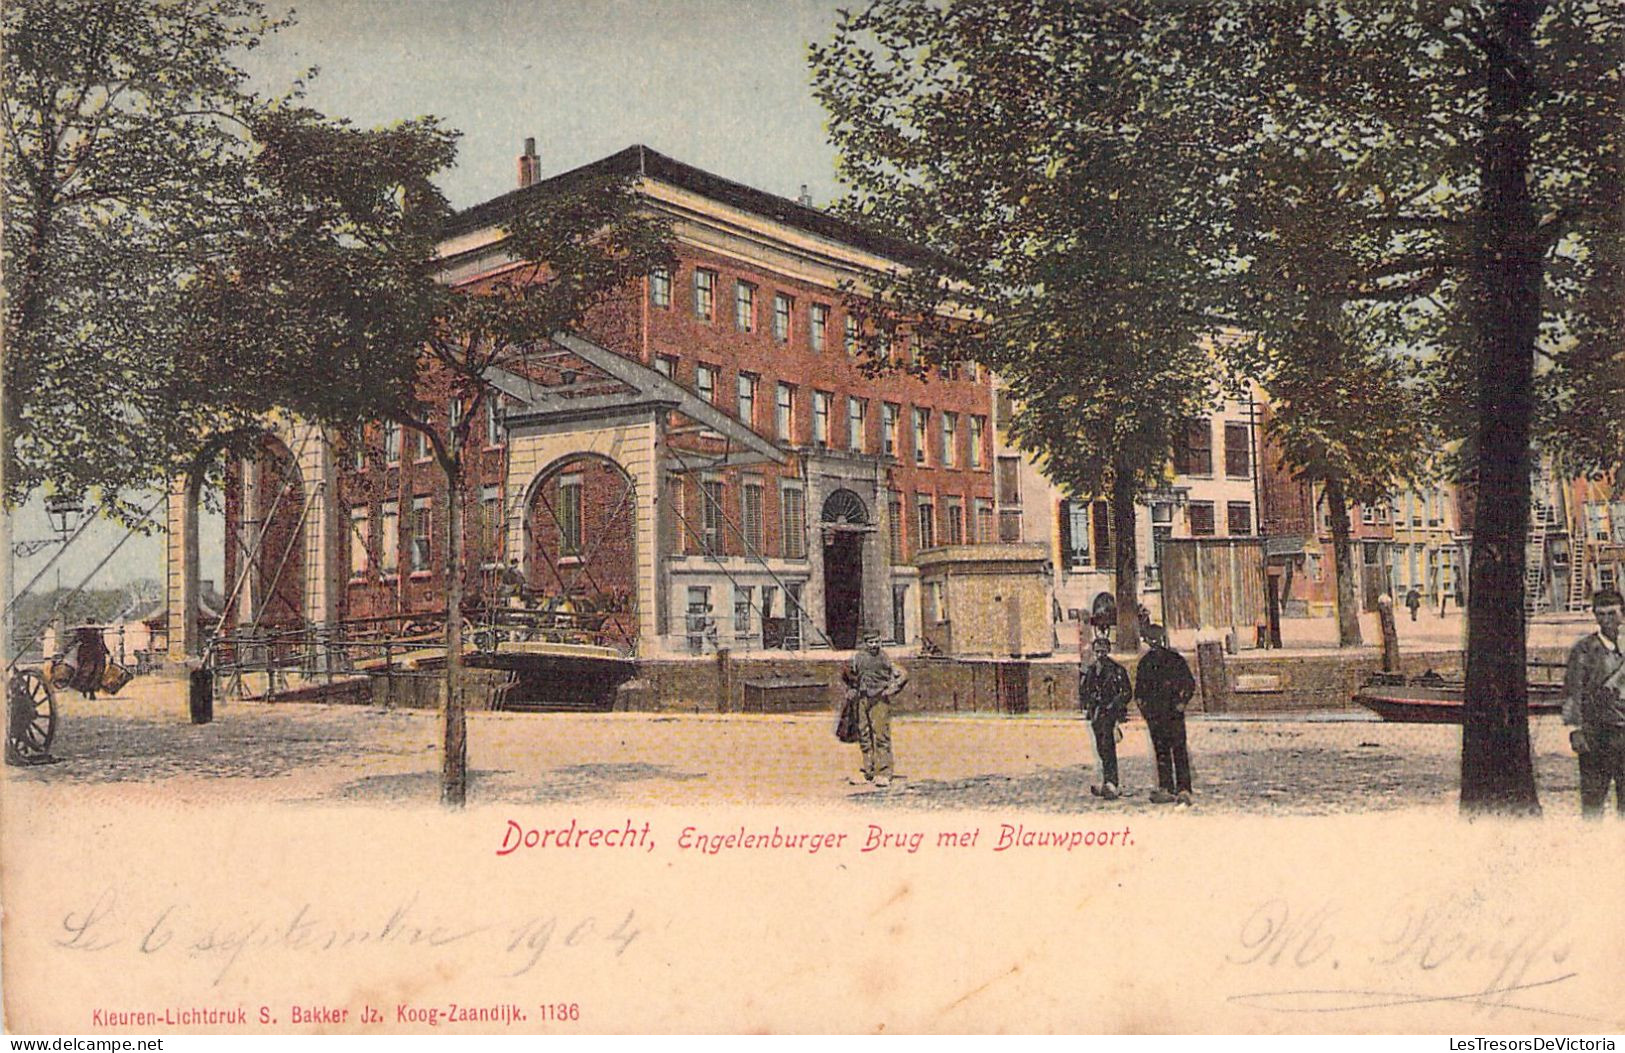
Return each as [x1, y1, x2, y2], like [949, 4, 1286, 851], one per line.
[43, 494, 83, 649]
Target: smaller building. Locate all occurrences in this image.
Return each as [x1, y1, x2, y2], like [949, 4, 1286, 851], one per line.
[1386, 483, 1463, 612]
[914, 543, 1053, 658]
[992, 374, 1267, 647]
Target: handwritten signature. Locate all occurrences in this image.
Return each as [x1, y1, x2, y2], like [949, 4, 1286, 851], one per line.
[55, 888, 644, 985]
[1224, 895, 1606, 1024]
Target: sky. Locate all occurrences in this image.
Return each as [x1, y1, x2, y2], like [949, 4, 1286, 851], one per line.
[246, 0, 850, 210]
[12, 0, 855, 610]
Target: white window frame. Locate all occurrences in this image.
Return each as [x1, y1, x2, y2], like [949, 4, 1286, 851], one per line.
[775, 383, 794, 441]
[409, 496, 432, 574]
[649, 267, 672, 308]
[773, 293, 793, 343]
[737, 372, 757, 426]
[380, 501, 400, 576]
[558, 473, 583, 557]
[349, 506, 369, 580]
[693, 268, 716, 320]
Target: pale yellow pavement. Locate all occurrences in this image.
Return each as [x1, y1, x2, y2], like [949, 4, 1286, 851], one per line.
[2, 676, 1591, 816]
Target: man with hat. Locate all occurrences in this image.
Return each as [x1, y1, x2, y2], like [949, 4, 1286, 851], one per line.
[1079, 633, 1132, 800]
[843, 631, 908, 788]
[1564, 588, 1625, 817]
[1134, 627, 1196, 805]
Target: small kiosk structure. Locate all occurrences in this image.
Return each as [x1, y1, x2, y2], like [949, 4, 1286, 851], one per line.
[914, 543, 1054, 658]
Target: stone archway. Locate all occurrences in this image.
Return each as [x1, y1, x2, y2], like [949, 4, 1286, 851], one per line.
[248, 433, 308, 631]
[523, 453, 638, 649]
[821, 488, 869, 649]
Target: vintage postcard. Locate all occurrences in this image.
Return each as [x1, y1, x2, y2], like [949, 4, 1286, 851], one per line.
[3, 0, 1622, 1037]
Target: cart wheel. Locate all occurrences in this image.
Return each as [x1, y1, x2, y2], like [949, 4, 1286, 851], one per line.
[7, 669, 57, 763]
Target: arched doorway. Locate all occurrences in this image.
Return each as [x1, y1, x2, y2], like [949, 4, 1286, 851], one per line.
[251, 434, 306, 631]
[821, 489, 869, 649]
[524, 454, 638, 650]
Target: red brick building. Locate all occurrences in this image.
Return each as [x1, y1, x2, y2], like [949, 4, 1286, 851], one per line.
[224, 145, 995, 655]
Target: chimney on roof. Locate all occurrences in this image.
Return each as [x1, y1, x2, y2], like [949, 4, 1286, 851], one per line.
[517, 137, 541, 189]
[798, 184, 813, 208]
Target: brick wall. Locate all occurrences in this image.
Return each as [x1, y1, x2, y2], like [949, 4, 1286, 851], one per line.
[583, 247, 996, 561]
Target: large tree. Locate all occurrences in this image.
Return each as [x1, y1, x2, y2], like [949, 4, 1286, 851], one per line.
[1209, 0, 1622, 811]
[811, 0, 1231, 650]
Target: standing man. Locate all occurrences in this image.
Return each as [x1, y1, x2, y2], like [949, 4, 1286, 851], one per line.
[1079, 634, 1131, 800]
[844, 630, 908, 788]
[1406, 587, 1422, 622]
[1134, 629, 1196, 805]
[1563, 589, 1625, 817]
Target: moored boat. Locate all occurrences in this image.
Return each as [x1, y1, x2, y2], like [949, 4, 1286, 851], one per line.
[1353, 664, 1566, 723]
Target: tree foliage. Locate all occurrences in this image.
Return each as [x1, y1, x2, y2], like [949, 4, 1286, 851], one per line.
[811, 0, 1234, 646]
[1, 0, 291, 512]
[1206, 0, 1620, 811]
[181, 98, 674, 807]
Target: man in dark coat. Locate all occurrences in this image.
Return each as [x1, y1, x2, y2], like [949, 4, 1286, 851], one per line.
[1134, 630, 1196, 805]
[1079, 635, 1131, 799]
[1564, 588, 1625, 817]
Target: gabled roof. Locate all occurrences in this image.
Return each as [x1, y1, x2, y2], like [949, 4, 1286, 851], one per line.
[444, 144, 948, 270]
[489, 331, 786, 469]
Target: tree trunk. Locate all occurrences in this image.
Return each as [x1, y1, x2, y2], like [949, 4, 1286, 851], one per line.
[1111, 467, 1142, 652]
[3, 210, 56, 492]
[1461, 0, 1543, 816]
[1323, 476, 1363, 648]
[440, 455, 468, 808]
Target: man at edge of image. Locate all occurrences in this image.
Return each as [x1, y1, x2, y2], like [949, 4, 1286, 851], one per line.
[1564, 588, 1625, 818]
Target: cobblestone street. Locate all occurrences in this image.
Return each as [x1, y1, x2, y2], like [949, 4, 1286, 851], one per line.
[3, 677, 1592, 816]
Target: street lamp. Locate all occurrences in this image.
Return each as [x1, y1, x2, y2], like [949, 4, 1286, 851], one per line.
[45, 494, 83, 538]
[10, 495, 85, 557]
[42, 494, 84, 647]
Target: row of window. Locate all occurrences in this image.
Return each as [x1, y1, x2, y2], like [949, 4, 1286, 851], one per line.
[1186, 500, 1254, 537]
[887, 492, 996, 559]
[350, 400, 506, 470]
[677, 480, 992, 563]
[654, 357, 988, 467]
[1390, 541, 1459, 594]
[1172, 419, 1252, 479]
[347, 487, 507, 580]
[1583, 501, 1625, 544]
[650, 266, 979, 379]
[684, 582, 806, 651]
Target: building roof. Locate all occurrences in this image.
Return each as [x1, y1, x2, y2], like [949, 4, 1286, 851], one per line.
[445, 144, 948, 270]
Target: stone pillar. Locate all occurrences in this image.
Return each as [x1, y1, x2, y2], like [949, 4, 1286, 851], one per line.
[165, 475, 201, 668]
[1196, 639, 1229, 713]
[861, 488, 888, 640]
[236, 453, 259, 628]
[289, 423, 342, 672]
[295, 424, 340, 630]
[652, 427, 672, 641]
[632, 447, 660, 655]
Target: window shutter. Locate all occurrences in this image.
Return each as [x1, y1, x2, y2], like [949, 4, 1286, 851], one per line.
[1093, 500, 1114, 568]
[1058, 499, 1073, 569]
